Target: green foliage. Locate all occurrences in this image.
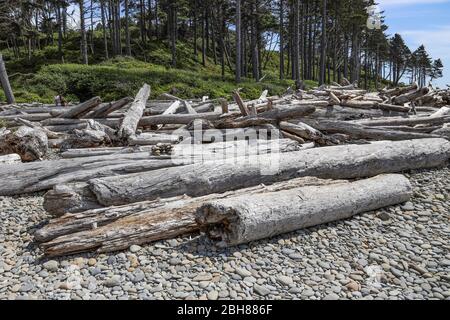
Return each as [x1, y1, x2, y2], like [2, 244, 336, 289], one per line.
[11, 56, 294, 103]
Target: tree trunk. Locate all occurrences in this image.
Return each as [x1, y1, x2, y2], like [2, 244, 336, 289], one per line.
[63, 138, 449, 208]
[79, 0, 88, 65]
[118, 84, 151, 140]
[235, 0, 241, 82]
[0, 54, 15, 104]
[197, 174, 412, 246]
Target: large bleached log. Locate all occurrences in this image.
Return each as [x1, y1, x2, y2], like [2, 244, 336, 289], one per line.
[57, 97, 102, 119]
[301, 119, 439, 141]
[354, 115, 450, 127]
[430, 106, 450, 118]
[60, 146, 156, 158]
[0, 153, 21, 164]
[36, 177, 346, 256]
[279, 121, 329, 144]
[139, 112, 222, 126]
[376, 103, 411, 113]
[196, 174, 412, 246]
[15, 117, 62, 139]
[128, 132, 182, 145]
[87, 97, 132, 118]
[118, 84, 151, 139]
[392, 87, 429, 105]
[383, 83, 418, 97]
[1, 113, 52, 122]
[68, 138, 450, 208]
[0, 153, 182, 195]
[43, 183, 103, 217]
[0, 126, 48, 161]
[213, 105, 316, 129]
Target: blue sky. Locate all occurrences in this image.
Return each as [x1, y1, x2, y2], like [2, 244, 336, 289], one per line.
[377, 0, 450, 87]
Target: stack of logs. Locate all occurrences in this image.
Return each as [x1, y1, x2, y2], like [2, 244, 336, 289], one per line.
[1, 80, 450, 257]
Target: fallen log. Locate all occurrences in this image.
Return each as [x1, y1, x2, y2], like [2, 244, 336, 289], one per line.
[279, 121, 329, 144]
[354, 115, 450, 127]
[37, 177, 346, 256]
[301, 119, 439, 141]
[128, 132, 182, 145]
[196, 174, 412, 246]
[118, 84, 151, 139]
[392, 87, 429, 105]
[62, 138, 450, 208]
[56, 97, 102, 119]
[0, 152, 182, 195]
[140, 112, 222, 126]
[0, 153, 21, 164]
[0, 126, 48, 161]
[87, 97, 132, 118]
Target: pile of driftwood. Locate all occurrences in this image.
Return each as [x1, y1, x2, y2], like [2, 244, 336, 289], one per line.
[1, 80, 450, 257]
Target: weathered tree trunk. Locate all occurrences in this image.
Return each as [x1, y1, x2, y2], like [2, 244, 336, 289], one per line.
[392, 87, 429, 105]
[128, 132, 182, 145]
[87, 97, 132, 118]
[0, 126, 48, 161]
[62, 138, 449, 208]
[57, 97, 102, 119]
[0, 54, 15, 104]
[0, 153, 21, 164]
[301, 119, 439, 141]
[196, 174, 412, 246]
[354, 115, 450, 127]
[118, 84, 151, 140]
[36, 176, 346, 256]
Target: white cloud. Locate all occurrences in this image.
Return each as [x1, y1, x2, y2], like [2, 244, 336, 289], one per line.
[377, 0, 450, 6]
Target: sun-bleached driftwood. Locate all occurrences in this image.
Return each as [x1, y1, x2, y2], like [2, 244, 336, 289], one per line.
[87, 97, 132, 118]
[118, 84, 151, 139]
[0, 153, 21, 164]
[376, 103, 411, 113]
[233, 90, 250, 116]
[432, 125, 450, 139]
[0, 126, 48, 161]
[15, 117, 62, 139]
[279, 121, 329, 144]
[429, 106, 450, 118]
[60, 146, 155, 158]
[392, 87, 429, 105]
[140, 112, 222, 126]
[36, 177, 347, 256]
[1, 113, 52, 122]
[43, 182, 103, 217]
[58, 138, 450, 209]
[213, 105, 316, 129]
[354, 115, 450, 127]
[0, 152, 183, 196]
[56, 97, 102, 119]
[301, 119, 439, 141]
[128, 132, 182, 145]
[383, 83, 418, 97]
[196, 174, 412, 246]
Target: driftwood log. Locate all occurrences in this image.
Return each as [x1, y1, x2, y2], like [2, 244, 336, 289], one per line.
[36, 177, 346, 256]
[0, 153, 21, 164]
[196, 174, 412, 246]
[0, 126, 48, 161]
[117, 84, 151, 140]
[56, 97, 102, 119]
[52, 138, 450, 210]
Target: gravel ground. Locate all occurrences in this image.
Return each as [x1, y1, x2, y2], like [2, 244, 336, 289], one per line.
[0, 166, 449, 300]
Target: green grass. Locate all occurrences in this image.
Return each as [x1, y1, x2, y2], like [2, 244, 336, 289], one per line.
[1, 37, 314, 103]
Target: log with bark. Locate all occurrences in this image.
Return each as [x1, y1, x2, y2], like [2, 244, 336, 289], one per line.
[0, 126, 48, 161]
[196, 174, 412, 246]
[53, 138, 450, 210]
[117, 84, 151, 140]
[300, 119, 440, 141]
[36, 177, 346, 256]
[87, 97, 132, 118]
[56, 97, 102, 119]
